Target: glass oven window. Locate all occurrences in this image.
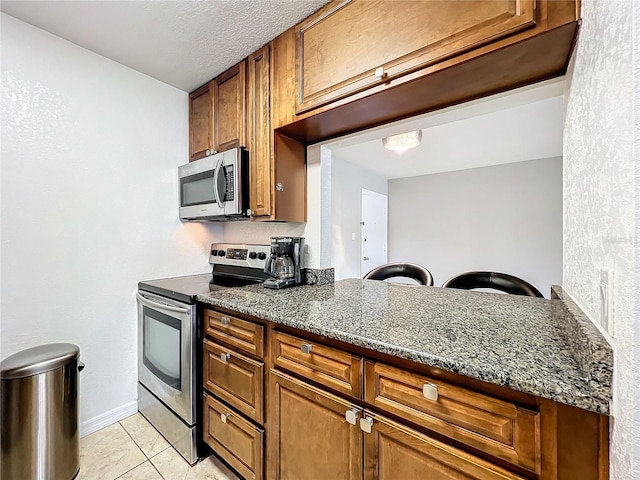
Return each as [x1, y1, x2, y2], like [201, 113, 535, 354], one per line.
[143, 306, 181, 390]
[181, 170, 216, 207]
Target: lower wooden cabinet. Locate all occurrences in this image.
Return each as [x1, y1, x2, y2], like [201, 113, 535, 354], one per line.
[363, 412, 525, 480]
[204, 393, 263, 480]
[269, 370, 525, 480]
[203, 339, 264, 424]
[269, 370, 363, 480]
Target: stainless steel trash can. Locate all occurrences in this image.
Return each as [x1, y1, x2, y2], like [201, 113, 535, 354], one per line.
[1, 343, 85, 480]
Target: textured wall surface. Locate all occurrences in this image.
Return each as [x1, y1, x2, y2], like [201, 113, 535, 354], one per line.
[388, 158, 562, 293]
[0, 14, 222, 434]
[331, 152, 388, 280]
[562, 0, 639, 477]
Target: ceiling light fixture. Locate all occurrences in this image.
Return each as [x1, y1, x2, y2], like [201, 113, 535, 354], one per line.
[382, 130, 422, 153]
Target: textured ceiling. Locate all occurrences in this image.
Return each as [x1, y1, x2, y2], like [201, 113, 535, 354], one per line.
[0, 0, 328, 92]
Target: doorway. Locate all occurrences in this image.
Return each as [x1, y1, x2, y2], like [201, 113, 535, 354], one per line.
[361, 189, 388, 277]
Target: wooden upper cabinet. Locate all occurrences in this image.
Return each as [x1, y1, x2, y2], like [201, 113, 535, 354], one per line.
[214, 60, 247, 152]
[189, 82, 213, 161]
[296, 0, 536, 113]
[247, 46, 272, 218]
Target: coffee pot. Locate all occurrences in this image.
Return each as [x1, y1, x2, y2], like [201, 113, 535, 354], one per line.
[263, 237, 305, 289]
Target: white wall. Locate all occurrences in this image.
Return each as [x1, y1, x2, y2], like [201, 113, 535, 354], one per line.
[388, 158, 562, 295]
[331, 152, 388, 280]
[0, 14, 223, 435]
[223, 144, 333, 269]
[562, 0, 639, 478]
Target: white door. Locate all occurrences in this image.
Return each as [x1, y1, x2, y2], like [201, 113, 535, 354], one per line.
[361, 189, 388, 277]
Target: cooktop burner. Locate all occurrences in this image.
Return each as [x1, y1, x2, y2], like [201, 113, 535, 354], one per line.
[138, 274, 218, 304]
[138, 243, 272, 304]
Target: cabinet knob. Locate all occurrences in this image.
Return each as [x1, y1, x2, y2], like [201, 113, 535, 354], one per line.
[345, 408, 360, 425]
[275, 182, 284, 192]
[375, 66, 386, 79]
[220, 413, 231, 424]
[422, 383, 438, 401]
[360, 416, 374, 434]
[220, 352, 231, 363]
[206, 149, 211, 156]
[300, 343, 313, 355]
[220, 316, 230, 325]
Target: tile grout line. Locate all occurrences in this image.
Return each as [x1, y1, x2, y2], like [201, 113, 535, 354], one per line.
[118, 417, 171, 480]
[114, 420, 163, 480]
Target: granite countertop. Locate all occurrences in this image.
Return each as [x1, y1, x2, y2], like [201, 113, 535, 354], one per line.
[197, 278, 612, 414]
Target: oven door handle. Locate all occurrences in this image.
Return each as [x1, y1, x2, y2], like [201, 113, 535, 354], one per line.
[136, 293, 191, 315]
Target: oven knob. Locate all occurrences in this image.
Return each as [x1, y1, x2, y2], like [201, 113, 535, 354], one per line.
[218, 250, 226, 257]
[258, 252, 267, 260]
[249, 252, 257, 259]
[211, 249, 218, 256]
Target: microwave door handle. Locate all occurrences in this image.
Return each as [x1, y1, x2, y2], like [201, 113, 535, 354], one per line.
[213, 157, 225, 207]
[136, 293, 190, 315]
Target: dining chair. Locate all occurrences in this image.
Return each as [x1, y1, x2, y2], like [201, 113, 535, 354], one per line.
[363, 263, 434, 286]
[441, 271, 543, 297]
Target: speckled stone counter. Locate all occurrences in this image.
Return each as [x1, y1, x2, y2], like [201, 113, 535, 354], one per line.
[197, 279, 612, 414]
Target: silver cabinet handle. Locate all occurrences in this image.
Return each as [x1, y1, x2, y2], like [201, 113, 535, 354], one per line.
[275, 182, 284, 192]
[300, 343, 313, 354]
[220, 413, 231, 424]
[360, 416, 374, 434]
[220, 316, 230, 325]
[206, 149, 211, 156]
[345, 408, 360, 425]
[220, 353, 231, 363]
[422, 383, 438, 401]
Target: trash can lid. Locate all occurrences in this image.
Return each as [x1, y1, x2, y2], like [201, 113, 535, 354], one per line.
[1, 343, 80, 379]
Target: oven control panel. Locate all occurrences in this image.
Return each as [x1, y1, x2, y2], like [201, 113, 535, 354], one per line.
[209, 243, 271, 269]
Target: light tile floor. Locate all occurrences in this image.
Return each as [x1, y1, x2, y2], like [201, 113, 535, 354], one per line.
[78, 413, 240, 480]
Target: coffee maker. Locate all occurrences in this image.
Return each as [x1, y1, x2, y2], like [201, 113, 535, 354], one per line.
[263, 237, 305, 289]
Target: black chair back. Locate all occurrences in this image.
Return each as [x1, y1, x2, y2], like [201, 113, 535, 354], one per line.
[442, 271, 543, 297]
[364, 263, 434, 286]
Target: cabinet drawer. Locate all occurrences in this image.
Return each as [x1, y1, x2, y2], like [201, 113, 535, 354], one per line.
[203, 339, 264, 424]
[205, 309, 264, 358]
[364, 362, 540, 473]
[272, 331, 363, 399]
[363, 411, 526, 480]
[204, 393, 263, 480]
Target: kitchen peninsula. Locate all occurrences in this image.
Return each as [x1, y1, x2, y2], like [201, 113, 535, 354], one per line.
[197, 280, 612, 480]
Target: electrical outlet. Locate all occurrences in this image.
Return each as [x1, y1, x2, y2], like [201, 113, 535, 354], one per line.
[599, 269, 614, 336]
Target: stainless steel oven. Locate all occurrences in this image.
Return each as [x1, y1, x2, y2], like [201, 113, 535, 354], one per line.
[136, 290, 198, 464]
[136, 244, 271, 465]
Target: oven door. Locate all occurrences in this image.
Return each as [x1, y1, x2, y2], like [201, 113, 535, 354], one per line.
[136, 291, 196, 425]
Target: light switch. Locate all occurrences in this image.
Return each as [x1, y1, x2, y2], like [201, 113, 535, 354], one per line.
[599, 269, 614, 336]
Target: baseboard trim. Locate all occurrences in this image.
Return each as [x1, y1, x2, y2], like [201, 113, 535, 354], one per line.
[80, 400, 138, 438]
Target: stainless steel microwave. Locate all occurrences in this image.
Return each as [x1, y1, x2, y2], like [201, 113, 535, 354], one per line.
[178, 148, 249, 221]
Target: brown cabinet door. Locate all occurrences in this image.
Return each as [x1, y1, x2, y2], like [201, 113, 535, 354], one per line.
[204, 393, 263, 480]
[364, 362, 540, 473]
[272, 331, 363, 399]
[247, 46, 272, 218]
[296, 0, 536, 113]
[189, 82, 213, 161]
[363, 411, 526, 480]
[269, 370, 363, 480]
[203, 339, 264, 424]
[214, 60, 247, 152]
[204, 309, 265, 359]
